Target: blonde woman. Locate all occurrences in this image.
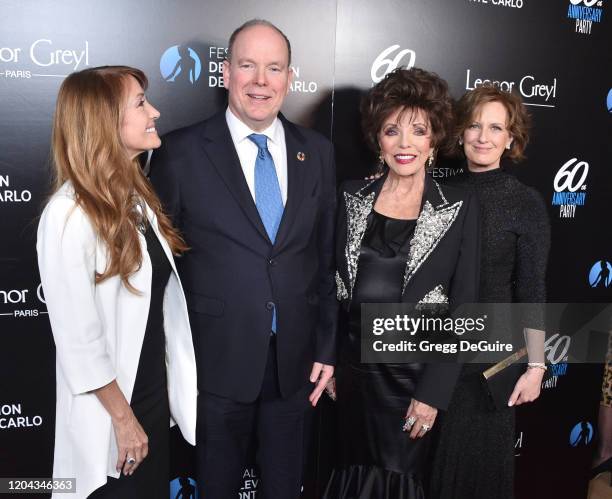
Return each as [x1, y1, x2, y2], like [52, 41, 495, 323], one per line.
[37, 66, 197, 499]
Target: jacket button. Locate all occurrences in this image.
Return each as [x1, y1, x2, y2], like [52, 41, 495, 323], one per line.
[266, 301, 275, 310]
[269, 258, 276, 266]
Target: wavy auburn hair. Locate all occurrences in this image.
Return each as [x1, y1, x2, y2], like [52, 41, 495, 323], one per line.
[454, 85, 531, 162]
[51, 65, 187, 293]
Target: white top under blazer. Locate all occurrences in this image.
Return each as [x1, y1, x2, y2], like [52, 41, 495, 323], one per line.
[37, 182, 197, 499]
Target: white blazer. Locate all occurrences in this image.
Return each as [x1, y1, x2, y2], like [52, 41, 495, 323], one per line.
[37, 183, 197, 499]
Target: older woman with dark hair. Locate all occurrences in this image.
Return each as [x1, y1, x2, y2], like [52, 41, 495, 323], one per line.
[430, 85, 550, 499]
[324, 68, 480, 499]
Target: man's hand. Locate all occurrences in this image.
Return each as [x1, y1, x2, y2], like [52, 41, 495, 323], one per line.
[308, 362, 334, 407]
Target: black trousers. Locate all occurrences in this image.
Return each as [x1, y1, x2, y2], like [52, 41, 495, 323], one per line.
[196, 337, 313, 499]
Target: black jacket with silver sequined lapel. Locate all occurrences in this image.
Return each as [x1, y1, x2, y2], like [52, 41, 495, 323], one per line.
[334, 172, 481, 410]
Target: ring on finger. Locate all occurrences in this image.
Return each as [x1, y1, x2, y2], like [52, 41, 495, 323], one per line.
[126, 456, 136, 465]
[420, 424, 431, 433]
[402, 416, 416, 432]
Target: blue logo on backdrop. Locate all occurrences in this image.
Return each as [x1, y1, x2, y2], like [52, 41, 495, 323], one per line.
[569, 421, 593, 446]
[607, 88, 612, 112]
[160, 45, 202, 84]
[170, 476, 199, 498]
[589, 260, 612, 288]
[551, 157, 588, 218]
[566, 0, 605, 35]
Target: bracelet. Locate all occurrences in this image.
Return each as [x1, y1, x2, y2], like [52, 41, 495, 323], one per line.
[527, 362, 547, 371]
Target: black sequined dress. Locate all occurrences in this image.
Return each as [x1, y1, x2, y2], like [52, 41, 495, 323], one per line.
[324, 211, 429, 499]
[430, 168, 550, 499]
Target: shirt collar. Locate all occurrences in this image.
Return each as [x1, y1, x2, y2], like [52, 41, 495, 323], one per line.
[225, 107, 282, 146]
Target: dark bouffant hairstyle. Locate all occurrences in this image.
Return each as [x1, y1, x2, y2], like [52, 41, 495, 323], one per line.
[454, 85, 531, 162]
[361, 67, 454, 156]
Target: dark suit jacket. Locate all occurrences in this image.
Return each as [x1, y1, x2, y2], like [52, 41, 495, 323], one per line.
[149, 111, 337, 403]
[334, 173, 480, 410]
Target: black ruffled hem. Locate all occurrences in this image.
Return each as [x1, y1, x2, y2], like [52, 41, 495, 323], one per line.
[323, 464, 425, 499]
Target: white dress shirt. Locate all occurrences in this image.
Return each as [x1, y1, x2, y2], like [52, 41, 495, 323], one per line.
[225, 107, 288, 206]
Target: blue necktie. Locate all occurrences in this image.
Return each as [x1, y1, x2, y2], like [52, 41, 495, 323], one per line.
[248, 133, 284, 333]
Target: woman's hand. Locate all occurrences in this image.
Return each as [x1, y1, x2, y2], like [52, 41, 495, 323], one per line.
[404, 399, 438, 439]
[508, 367, 544, 406]
[324, 377, 337, 401]
[309, 362, 335, 407]
[112, 410, 149, 475]
[93, 380, 149, 475]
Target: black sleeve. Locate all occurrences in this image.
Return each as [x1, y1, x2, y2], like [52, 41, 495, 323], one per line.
[414, 192, 481, 410]
[449, 191, 481, 310]
[314, 140, 339, 365]
[514, 189, 550, 329]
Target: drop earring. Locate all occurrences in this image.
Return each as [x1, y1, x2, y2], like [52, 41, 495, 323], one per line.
[427, 150, 435, 168]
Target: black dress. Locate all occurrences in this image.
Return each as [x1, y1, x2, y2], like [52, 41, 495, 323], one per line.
[324, 211, 428, 499]
[430, 168, 550, 499]
[90, 225, 172, 499]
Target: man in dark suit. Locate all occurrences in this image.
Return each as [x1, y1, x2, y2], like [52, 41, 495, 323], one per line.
[149, 19, 337, 499]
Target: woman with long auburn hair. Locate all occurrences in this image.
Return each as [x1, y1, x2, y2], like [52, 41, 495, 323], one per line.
[37, 66, 197, 499]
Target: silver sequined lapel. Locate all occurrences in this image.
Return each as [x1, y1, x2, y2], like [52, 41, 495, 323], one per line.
[344, 190, 375, 298]
[402, 199, 463, 294]
[415, 284, 449, 314]
[335, 271, 349, 300]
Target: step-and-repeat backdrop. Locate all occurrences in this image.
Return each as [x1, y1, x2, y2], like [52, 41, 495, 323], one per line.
[1, 1, 610, 497]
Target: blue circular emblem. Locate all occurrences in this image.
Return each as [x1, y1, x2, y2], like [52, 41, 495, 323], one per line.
[569, 421, 593, 447]
[170, 476, 199, 498]
[589, 260, 612, 288]
[160, 45, 202, 84]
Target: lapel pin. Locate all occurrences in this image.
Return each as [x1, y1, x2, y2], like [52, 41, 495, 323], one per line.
[296, 151, 306, 162]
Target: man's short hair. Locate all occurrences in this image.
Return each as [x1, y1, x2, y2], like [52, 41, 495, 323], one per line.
[226, 19, 292, 66]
